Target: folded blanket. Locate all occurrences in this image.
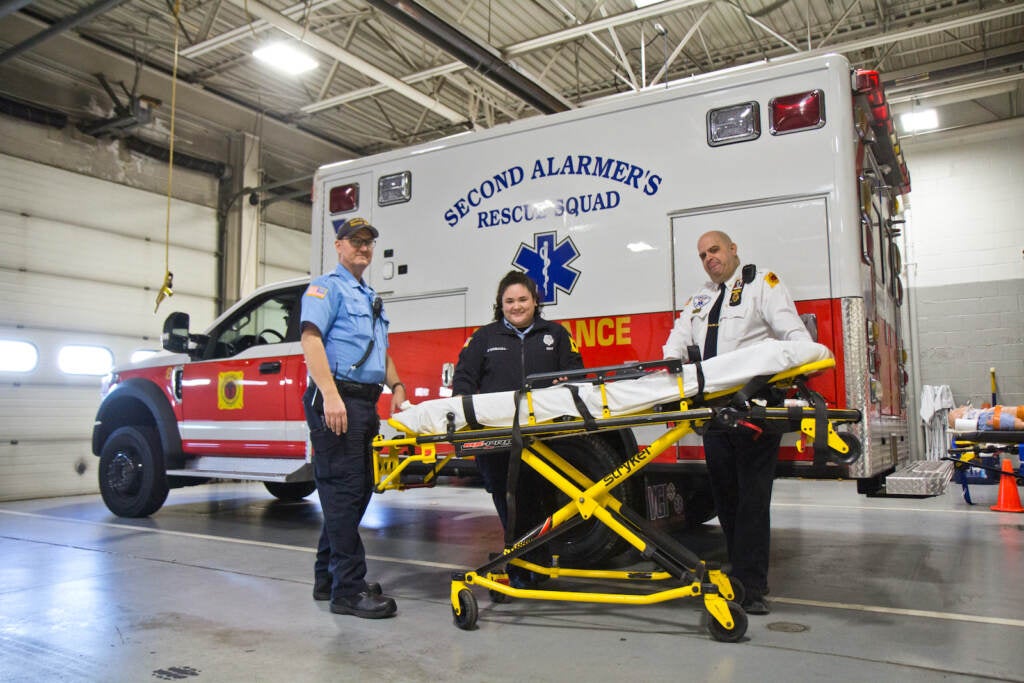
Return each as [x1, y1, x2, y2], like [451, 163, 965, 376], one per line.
[389, 339, 832, 435]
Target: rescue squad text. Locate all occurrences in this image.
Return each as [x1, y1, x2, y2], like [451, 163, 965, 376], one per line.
[478, 191, 619, 228]
[444, 155, 663, 227]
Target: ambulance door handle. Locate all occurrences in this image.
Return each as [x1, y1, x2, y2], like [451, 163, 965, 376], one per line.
[259, 361, 282, 374]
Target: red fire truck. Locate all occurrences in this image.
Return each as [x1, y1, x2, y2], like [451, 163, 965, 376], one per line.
[94, 53, 912, 562]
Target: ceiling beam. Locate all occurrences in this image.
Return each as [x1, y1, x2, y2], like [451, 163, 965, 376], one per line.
[220, 0, 467, 124]
[364, 0, 571, 114]
[0, 12, 357, 165]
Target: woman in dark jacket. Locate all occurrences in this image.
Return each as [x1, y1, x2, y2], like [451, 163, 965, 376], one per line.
[453, 270, 582, 586]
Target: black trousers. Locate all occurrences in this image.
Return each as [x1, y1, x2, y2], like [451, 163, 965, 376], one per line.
[476, 448, 555, 566]
[702, 428, 782, 598]
[303, 386, 379, 598]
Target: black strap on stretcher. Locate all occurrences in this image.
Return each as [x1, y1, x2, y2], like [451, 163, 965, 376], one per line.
[686, 345, 706, 401]
[461, 395, 484, 430]
[506, 389, 526, 547]
[565, 383, 599, 431]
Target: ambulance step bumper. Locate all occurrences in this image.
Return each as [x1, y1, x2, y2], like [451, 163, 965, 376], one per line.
[884, 459, 953, 497]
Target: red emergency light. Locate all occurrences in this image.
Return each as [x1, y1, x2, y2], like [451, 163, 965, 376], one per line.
[329, 183, 359, 213]
[769, 90, 825, 135]
[854, 70, 886, 107]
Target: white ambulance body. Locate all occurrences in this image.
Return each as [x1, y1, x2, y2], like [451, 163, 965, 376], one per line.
[312, 53, 912, 504]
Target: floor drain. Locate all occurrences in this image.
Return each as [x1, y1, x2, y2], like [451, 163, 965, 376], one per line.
[766, 621, 808, 633]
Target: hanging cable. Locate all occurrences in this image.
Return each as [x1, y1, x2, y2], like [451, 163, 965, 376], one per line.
[155, 0, 181, 313]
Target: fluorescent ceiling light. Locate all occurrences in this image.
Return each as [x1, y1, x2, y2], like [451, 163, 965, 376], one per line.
[899, 109, 938, 132]
[253, 42, 318, 75]
[634, 0, 666, 7]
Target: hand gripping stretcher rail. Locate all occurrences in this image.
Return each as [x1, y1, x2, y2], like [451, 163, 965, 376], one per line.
[371, 339, 863, 642]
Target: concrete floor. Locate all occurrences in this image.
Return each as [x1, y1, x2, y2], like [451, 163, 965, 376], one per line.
[1, 476, 1023, 683]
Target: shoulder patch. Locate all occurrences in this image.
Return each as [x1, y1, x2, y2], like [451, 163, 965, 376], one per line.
[764, 272, 780, 288]
[305, 284, 328, 298]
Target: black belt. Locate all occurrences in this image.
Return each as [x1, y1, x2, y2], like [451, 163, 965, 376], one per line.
[334, 379, 383, 401]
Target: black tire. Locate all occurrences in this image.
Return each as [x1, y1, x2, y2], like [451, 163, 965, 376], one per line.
[98, 426, 169, 517]
[264, 480, 317, 500]
[452, 589, 478, 630]
[542, 434, 643, 567]
[707, 600, 748, 643]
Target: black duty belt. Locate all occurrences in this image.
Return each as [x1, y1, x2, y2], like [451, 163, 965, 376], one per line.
[335, 379, 383, 401]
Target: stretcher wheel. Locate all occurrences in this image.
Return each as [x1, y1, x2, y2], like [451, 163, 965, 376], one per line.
[707, 601, 747, 643]
[452, 589, 478, 630]
[489, 589, 512, 604]
[830, 432, 862, 465]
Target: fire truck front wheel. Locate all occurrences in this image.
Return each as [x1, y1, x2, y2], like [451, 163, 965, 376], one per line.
[264, 481, 316, 501]
[99, 426, 169, 517]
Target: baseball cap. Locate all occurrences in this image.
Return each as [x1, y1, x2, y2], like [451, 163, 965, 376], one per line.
[335, 216, 379, 240]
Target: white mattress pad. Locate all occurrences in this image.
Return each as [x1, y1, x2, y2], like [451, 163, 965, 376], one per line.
[389, 339, 832, 435]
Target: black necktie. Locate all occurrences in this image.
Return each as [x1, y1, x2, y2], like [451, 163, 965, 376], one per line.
[702, 283, 726, 360]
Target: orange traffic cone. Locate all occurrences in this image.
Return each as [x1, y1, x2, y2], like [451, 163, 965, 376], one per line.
[990, 459, 1024, 513]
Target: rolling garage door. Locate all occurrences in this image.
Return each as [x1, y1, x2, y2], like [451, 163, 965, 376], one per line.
[0, 153, 307, 501]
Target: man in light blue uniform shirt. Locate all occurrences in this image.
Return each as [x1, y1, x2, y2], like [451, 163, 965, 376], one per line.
[301, 216, 406, 619]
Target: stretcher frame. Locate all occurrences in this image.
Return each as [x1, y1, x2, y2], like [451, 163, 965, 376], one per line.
[942, 431, 1024, 504]
[372, 357, 862, 642]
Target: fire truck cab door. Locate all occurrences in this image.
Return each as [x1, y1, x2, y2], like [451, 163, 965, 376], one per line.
[179, 285, 305, 457]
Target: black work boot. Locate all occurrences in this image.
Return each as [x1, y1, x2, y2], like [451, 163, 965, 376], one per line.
[330, 591, 397, 619]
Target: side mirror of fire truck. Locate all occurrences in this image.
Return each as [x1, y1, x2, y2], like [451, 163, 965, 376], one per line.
[161, 312, 205, 358]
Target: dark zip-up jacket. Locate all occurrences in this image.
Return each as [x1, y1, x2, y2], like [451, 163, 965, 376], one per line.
[452, 317, 583, 395]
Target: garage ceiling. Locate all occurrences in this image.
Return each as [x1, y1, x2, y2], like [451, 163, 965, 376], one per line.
[1, 0, 1022, 194]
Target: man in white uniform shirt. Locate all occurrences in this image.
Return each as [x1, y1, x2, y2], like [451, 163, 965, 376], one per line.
[663, 230, 810, 615]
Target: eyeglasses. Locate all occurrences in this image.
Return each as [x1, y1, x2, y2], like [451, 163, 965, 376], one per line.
[345, 237, 376, 249]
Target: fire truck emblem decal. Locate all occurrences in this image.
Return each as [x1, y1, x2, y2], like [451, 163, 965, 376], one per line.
[512, 231, 580, 305]
[218, 371, 244, 410]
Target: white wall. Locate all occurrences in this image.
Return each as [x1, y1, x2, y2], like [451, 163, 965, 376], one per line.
[0, 113, 310, 503]
[902, 118, 1024, 411]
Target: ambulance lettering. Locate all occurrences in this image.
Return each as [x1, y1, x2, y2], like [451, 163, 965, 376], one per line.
[563, 316, 632, 348]
[530, 155, 663, 195]
[444, 154, 663, 228]
[444, 166, 526, 227]
[476, 191, 621, 228]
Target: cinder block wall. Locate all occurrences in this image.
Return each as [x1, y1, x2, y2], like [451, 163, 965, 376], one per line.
[902, 119, 1024, 414]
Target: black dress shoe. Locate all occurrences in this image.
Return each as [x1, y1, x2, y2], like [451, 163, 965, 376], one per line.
[314, 579, 382, 601]
[330, 591, 397, 619]
[741, 596, 770, 615]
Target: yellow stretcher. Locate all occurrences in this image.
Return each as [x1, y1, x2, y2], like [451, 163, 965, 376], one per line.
[372, 356, 862, 642]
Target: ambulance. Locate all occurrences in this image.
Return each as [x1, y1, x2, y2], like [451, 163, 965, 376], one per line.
[93, 53, 912, 562]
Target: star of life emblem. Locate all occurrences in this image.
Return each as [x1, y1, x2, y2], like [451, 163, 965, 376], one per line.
[512, 231, 580, 306]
